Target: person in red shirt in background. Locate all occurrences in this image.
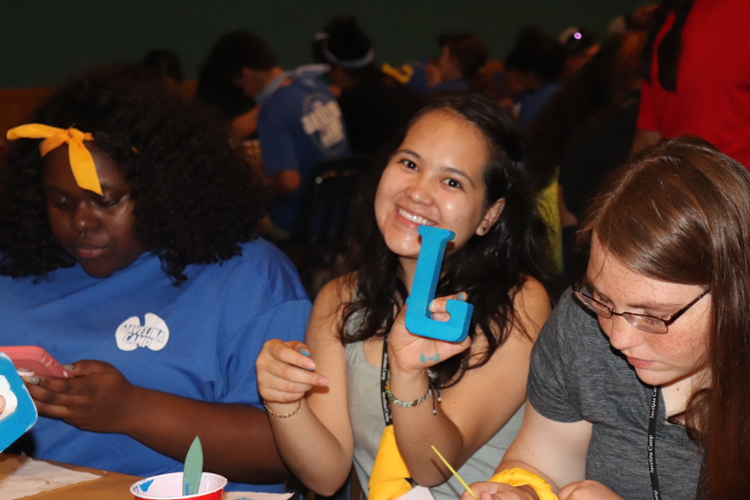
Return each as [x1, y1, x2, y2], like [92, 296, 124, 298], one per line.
[633, 0, 750, 168]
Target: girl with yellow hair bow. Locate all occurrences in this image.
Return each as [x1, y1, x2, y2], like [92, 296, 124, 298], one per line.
[0, 64, 311, 492]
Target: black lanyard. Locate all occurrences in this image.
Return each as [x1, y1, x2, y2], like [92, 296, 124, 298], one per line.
[380, 334, 393, 426]
[648, 386, 661, 500]
[379, 334, 416, 487]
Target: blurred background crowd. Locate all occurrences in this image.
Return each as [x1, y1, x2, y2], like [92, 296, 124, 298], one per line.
[2, 0, 746, 298]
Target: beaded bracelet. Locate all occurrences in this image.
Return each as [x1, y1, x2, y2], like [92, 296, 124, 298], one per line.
[385, 380, 432, 408]
[384, 374, 441, 414]
[263, 399, 302, 419]
[489, 468, 558, 500]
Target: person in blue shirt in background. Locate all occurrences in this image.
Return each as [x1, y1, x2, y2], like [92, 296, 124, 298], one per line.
[202, 32, 350, 241]
[503, 26, 565, 127]
[0, 64, 311, 492]
[432, 33, 496, 98]
[403, 33, 497, 100]
[316, 16, 419, 160]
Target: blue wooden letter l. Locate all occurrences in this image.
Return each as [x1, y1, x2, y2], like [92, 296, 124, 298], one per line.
[405, 225, 473, 343]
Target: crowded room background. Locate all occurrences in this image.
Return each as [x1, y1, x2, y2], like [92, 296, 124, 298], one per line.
[0, 0, 656, 292]
[1, 1, 749, 499]
[2, 0, 646, 89]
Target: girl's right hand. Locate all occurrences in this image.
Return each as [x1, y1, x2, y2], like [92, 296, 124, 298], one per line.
[256, 340, 329, 404]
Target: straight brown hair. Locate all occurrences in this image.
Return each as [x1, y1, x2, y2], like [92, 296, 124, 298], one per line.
[579, 137, 750, 498]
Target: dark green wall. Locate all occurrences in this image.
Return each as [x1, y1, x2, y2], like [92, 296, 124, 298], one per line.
[1, 0, 649, 89]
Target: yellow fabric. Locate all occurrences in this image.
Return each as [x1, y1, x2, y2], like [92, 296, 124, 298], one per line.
[489, 468, 558, 500]
[535, 170, 562, 274]
[380, 63, 414, 85]
[368, 424, 412, 500]
[6, 124, 102, 195]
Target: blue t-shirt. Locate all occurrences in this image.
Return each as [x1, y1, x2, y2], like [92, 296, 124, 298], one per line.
[518, 81, 561, 127]
[430, 78, 471, 92]
[0, 238, 311, 492]
[402, 60, 471, 95]
[258, 66, 350, 234]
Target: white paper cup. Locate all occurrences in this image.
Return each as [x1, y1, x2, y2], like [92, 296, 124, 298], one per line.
[131, 472, 227, 500]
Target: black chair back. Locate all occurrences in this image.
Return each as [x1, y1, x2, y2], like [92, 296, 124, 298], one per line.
[294, 156, 368, 243]
[289, 155, 369, 298]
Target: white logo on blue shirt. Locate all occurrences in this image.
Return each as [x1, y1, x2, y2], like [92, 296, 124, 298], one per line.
[115, 313, 170, 351]
[301, 96, 345, 149]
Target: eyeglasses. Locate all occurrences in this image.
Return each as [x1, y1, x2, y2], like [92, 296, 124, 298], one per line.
[572, 279, 710, 334]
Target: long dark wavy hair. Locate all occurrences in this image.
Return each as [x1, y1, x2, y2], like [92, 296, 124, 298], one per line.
[0, 64, 265, 284]
[338, 91, 561, 388]
[579, 137, 750, 498]
[641, 0, 694, 92]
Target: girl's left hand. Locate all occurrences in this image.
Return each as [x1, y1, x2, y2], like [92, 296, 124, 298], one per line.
[558, 480, 625, 500]
[388, 292, 472, 374]
[23, 360, 139, 434]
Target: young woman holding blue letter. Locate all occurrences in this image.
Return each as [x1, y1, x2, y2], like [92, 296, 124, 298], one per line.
[257, 92, 559, 500]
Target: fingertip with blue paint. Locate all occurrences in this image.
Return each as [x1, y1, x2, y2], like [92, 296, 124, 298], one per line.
[298, 348, 316, 371]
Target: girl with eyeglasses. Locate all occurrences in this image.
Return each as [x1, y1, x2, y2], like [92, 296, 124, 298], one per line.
[463, 137, 750, 499]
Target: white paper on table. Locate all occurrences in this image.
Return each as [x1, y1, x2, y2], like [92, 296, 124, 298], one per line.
[0, 456, 101, 500]
[224, 492, 295, 500]
[398, 486, 437, 500]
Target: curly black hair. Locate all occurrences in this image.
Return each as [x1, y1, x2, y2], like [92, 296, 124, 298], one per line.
[0, 64, 266, 284]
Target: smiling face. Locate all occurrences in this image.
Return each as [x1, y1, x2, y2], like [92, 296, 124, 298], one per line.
[43, 143, 146, 278]
[374, 110, 504, 274]
[586, 234, 711, 387]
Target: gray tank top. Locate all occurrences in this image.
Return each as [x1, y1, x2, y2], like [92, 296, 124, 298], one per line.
[346, 341, 524, 500]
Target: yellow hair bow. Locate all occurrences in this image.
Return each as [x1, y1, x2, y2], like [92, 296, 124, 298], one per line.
[6, 124, 102, 195]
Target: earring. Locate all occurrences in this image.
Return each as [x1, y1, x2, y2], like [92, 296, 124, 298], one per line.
[480, 226, 487, 234]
